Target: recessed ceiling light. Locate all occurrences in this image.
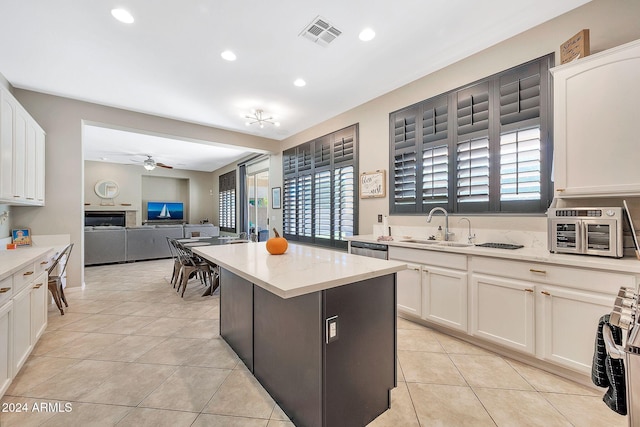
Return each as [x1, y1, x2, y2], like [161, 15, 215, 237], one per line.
[221, 50, 237, 61]
[359, 28, 376, 42]
[294, 78, 306, 87]
[111, 9, 134, 24]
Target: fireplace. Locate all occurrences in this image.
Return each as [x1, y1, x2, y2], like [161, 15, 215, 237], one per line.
[84, 211, 126, 227]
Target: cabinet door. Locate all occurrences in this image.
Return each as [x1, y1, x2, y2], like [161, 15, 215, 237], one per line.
[13, 111, 27, 201]
[24, 123, 36, 202]
[0, 301, 12, 397]
[552, 40, 640, 196]
[30, 273, 47, 343]
[35, 129, 45, 204]
[471, 274, 535, 354]
[0, 90, 15, 201]
[396, 263, 421, 316]
[12, 285, 31, 373]
[538, 284, 615, 373]
[423, 266, 468, 332]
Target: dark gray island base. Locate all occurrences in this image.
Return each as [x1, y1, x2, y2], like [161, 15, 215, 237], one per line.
[219, 268, 397, 427]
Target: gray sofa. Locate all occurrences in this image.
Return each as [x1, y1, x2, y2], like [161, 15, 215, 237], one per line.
[84, 224, 220, 265]
[84, 226, 127, 265]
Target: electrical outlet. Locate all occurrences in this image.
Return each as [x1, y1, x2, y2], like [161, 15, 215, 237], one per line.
[326, 316, 339, 343]
[377, 214, 383, 223]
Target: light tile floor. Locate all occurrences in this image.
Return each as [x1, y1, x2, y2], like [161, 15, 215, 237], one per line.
[0, 259, 628, 426]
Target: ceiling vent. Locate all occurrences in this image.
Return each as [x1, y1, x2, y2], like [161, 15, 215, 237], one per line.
[299, 16, 342, 47]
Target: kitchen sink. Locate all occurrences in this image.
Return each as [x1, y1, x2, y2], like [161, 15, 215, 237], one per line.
[437, 242, 474, 247]
[400, 239, 441, 245]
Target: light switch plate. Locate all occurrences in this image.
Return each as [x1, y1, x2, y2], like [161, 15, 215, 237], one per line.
[326, 315, 338, 343]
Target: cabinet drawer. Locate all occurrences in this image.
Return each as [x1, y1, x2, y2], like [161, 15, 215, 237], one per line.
[470, 256, 635, 293]
[0, 276, 11, 306]
[12, 263, 36, 294]
[34, 254, 51, 276]
[389, 247, 467, 270]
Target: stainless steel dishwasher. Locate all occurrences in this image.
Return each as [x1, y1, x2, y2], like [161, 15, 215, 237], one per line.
[349, 241, 388, 260]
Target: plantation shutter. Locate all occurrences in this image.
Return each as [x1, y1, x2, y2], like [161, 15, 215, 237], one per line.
[498, 58, 549, 210]
[334, 165, 355, 241]
[456, 83, 490, 211]
[219, 170, 236, 232]
[282, 124, 358, 248]
[421, 95, 449, 208]
[391, 107, 419, 213]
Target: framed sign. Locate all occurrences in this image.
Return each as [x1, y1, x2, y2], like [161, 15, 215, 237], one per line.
[272, 187, 281, 209]
[359, 170, 386, 198]
[12, 228, 32, 246]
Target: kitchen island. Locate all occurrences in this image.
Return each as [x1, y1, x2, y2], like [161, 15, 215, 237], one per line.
[193, 242, 406, 427]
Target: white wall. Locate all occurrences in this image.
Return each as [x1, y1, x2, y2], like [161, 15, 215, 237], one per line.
[278, 0, 640, 237]
[10, 93, 278, 288]
[85, 160, 216, 225]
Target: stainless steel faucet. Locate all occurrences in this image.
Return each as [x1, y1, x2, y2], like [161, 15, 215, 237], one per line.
[458, 217, 475, 244]
[426, 207, 450, 241]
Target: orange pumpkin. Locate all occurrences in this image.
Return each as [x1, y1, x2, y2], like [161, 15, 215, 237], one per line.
[266, 228, 288, 255]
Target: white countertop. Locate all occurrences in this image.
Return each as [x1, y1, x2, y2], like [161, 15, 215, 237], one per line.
[347, 235, 640, 274]
[0, 246, 55, 279]
[193, 242, 407, 299]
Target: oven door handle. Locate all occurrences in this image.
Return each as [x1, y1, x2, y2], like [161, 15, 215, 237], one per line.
[580, 221, 586, 253]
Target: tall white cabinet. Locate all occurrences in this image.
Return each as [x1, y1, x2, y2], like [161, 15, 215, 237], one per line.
[0, 86, 45, 205]
[551, 38, 640, 197]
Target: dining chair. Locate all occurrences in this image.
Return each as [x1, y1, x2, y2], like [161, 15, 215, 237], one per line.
[47, 243, 74, 315]
[174, 242, 213, 297]
[166, 237, 182, 288]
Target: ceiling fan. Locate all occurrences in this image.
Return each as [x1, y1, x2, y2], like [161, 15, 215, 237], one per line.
[142, 155, 173, 171]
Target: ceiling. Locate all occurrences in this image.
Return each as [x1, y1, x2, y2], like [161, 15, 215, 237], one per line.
[0, 0, 590, 171]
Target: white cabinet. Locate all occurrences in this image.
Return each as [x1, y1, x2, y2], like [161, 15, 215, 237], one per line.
[0, 90, 16, 200]
[471, 255, 629, 374]
[538, 284, 615, 374]
[423, 266, 467, 332]
[0, 301, 12, 397]
[9, 270, 47, 379]
[12, 284, 31, 374]
[470, 274, 535, 354]
[0, 86, 45, 206]
[396, 263, 422, 316]
[551, 38, 640, 197]
[30, 273, 47, 343]
[389, 246, 468, 332]
[1, 250, 52, 399]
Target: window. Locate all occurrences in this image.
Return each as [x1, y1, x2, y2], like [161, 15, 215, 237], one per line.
[219, 170, 236, 232]
[389, 54, 553, 214]
[283, 125, 358, 249]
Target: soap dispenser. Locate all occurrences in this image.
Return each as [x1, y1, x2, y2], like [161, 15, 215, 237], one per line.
[435, 226, 443, 241]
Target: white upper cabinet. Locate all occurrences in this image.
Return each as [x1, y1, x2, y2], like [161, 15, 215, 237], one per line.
[551, 38, 640, 197]
[0, 87, 45, 205]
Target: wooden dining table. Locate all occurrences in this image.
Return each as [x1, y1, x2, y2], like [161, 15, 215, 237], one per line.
[176, 236, 249, 296]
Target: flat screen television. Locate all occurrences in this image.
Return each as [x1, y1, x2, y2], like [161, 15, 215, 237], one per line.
[147, 201, 184, 221]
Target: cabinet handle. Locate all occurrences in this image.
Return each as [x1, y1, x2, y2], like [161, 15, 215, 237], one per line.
[23, 271, 34, 276]
[541, 291, 551, 296]
[529, 268, 546, 274]
[524, 288, 534, 293]
[410, 266, 420, 271]
[0, 287, 10, 293]
[40, 261, 49, 265]
[556, 188, 565, 192]
[33, 284, 42, 289]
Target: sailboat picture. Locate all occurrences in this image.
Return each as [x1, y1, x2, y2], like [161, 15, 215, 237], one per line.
[147, 201, 185, 221]
[158, 204, 171, 219]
